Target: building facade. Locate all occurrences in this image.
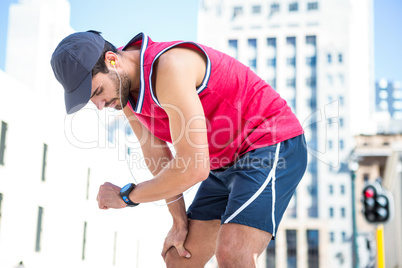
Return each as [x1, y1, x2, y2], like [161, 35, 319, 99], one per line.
[0, 1, 173, 267]
[374, 79, 402, 134]
[353, 134, 402, 268]
[198, 0, 374, 267]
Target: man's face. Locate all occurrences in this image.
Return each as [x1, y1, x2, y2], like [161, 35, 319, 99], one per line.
[90, 70, 130, 111]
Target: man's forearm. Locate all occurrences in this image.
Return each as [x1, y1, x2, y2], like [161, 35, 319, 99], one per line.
[129, 155, 208, 203]
[166, 194, 188, 226]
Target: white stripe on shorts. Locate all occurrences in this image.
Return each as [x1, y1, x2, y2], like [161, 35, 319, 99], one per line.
[224, 142, 282, 236]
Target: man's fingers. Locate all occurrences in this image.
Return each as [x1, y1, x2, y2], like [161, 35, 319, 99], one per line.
[161, 244, 190, 260]
[176, 244, 191, 259]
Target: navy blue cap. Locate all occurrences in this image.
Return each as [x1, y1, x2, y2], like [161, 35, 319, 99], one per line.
[51, 31, 105, 114]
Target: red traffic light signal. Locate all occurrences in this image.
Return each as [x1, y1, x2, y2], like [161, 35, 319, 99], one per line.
[361, 183, 393, 223]
[364, 188, 374, 198]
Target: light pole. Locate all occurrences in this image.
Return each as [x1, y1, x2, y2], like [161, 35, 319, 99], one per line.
[349, 154, 360, 268]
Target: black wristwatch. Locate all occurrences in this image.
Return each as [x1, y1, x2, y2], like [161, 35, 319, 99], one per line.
[120, 183, 140, 207]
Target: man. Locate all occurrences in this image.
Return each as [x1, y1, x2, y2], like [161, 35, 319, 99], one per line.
[51, 30, 307, 267]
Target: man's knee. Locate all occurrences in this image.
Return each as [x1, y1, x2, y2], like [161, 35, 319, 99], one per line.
[215, 243, 253, 267]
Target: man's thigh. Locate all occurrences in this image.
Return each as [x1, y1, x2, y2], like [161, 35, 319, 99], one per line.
[164, 219, 221, 268]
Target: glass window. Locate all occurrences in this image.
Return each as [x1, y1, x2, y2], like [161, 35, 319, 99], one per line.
[342, 232, 347, 242]
[252, 5, 262, 14]
[41, 144, 48, 182]
[290, 99, 296, 112]
[35, 207, 44, 252]
[393, 89, 402, 99]
[363, 173, 369, 182]
[270, 3, 280, 15]
[306, 56, 316, 67]
[307, 230, 319, 268]
[268, 58, 277, 67]
[339, 118, 344, 127]
[266, 239, 276, 267]
[379, 90, 388, 99]
[306, 35, 316, 45]
[287, 58, 296, 67]
[286, 230, 297, 268]
[328, 140, 333, 150]
[267, 38, 277, 47]
[327, 53, 332, 63]
[287, 78, 296, 88]
[339, 96, 344, 106]
[248, 39, 257, 69]
[330, 232, 334, 242]
[329, 185, 333, 194]
[0, 121, 7, 166]
[341, 207, 346, 218]
[393, 101, 402, 110]
[287, 37, 296, 46]
[338, 53, 343, 63]
[233, 6, 243, 19]
[228, 39, 238, 59]
[340, 184, 345, 195]
[306, 77, 316, 87]
[248, 39, 257, 49]
[228, 39, 238, 49]
[125, 124, 133, 136]
[309, 98, 317, 109]
[329, 207, 334, 218]
[340, 139, 344, 150]
[249, 60, 257, 69]
[307, 2, 319, 10]
[287, 192, 297, 218]
[289, 2, 298, 11]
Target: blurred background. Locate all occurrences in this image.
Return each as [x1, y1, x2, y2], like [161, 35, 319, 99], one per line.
[0, 0, 401, 267]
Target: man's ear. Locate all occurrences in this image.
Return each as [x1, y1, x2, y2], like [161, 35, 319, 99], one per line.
[105, 51, 118, 67]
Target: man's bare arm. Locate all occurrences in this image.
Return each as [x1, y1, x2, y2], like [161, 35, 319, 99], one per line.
[128, 47, 210, 203]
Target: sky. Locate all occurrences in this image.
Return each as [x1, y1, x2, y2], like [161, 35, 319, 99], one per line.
[0, 0, 401, 82]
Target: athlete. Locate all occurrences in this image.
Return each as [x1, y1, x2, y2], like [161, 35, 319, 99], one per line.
[51, 31, 307, 267]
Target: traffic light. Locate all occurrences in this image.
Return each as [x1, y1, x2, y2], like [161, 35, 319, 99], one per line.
[362, 182, 393, 223]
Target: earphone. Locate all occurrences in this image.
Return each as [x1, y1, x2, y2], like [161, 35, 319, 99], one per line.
[104, 59, 185, 206]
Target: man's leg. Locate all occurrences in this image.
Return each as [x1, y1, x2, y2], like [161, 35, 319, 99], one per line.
[164, 219, 221, 268]
[215, 223, 272, 268]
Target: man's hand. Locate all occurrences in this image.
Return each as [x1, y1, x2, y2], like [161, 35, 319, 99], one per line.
[162, 223, 191, 260]
[96, 182, 127, 209]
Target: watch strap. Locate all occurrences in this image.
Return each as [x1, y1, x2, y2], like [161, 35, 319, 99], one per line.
[120, 183, 139, 207]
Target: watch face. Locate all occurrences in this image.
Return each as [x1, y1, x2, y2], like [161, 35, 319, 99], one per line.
[122, 184, 131, 192]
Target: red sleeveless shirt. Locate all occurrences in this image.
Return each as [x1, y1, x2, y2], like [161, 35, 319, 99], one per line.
[120, 33, 304, 170]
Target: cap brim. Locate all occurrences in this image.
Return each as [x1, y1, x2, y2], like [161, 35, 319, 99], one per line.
[64, 72, 92, 114]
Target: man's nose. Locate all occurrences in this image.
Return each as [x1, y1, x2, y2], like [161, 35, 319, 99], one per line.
[96, 100, 106, 110]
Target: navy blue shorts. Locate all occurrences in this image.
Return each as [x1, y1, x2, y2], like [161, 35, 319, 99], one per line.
[187, 134, 307, 238]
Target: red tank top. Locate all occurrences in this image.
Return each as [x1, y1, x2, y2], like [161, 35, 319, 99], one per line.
[120, 33, 304, 170]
